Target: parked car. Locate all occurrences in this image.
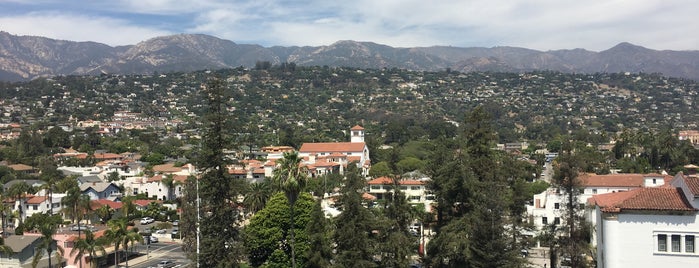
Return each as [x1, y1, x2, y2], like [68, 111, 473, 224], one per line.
[155, 229, 167, 234]
[172, 220, 179, 227]
[149, 236, 159, 243]
[140, 217, 154, 225]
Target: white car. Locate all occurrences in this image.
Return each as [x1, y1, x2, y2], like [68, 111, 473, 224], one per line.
[140, 217, 155, 225]
[149, 236, 159, 243]
[155, 229, 167, 234]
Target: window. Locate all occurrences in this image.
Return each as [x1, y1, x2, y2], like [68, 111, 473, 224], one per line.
[33, 205, 38, 210]
[409, 196, 421, 201]
[400, 186, 408, 190]
[672, 235, 681, 252]
[411, 186, 421, 190]
[370, 185, 380, 190]
[686, 235, 695, 253]
[542, 217, 548, 225]
[554, 203, 560, 209]
[592, 189, 598, 194]
[554, 217, 561, 225]
[658, 234, 667, 252]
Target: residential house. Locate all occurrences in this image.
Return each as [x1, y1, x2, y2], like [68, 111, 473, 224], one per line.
[298, 125, 371, 177]
[80, 182, 121, 200]
[366, 177, 435, 212]
[588, 185, 698, 268]
[527, 173, 670, 230]
[0, 235, 43, 268]
[24, 193, 66, 219]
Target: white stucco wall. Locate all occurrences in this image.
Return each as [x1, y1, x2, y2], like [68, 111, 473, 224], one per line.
[598, 212, 699, 268]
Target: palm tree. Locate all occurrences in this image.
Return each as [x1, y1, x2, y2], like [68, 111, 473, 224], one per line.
[243, 180, 271, 214]
[162, 174, 175, 201]
[7, 181, 31, 226]
[121, 196, 137, 221]
[120, 227, 143, 268]
[95, 205, 114, 224]
[62, 187, 91, 245]
[0, 189, 11, 237]
[25, 213, 63, 268]
[0, 236, 14, 256]
[104, 218, 138, 267]
[272, 151, 308, 268]
[71, 230, 107, 268]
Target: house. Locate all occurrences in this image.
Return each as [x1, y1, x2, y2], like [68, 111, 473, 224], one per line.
[24, 193, 65, 219]
[298, 125, 371, 177]
[0, 235, 43, 267]
[366, 177, 435, 212]
[527, 173, 670, 230]
[80, 182, 121, 200]
[588, 185, 698, 268]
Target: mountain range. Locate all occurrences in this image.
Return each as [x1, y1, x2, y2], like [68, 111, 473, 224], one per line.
[1, 31, 698, 81]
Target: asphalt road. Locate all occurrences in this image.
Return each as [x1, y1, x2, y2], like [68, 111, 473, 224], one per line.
[129, 243, 191, 268]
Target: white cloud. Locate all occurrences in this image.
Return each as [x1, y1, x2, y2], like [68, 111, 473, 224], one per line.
[0, 12, 171, 46]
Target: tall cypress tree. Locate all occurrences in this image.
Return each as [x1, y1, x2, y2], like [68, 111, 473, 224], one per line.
[305, 200, 333, 268]
[197, 77, 243, 267]
[374, 179, 414, 268]
[333, 164, 376, 268]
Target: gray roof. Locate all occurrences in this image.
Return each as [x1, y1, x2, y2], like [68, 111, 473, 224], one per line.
[77, 175, 102, 184]
[80, 182, 117, 193]
[3, 179, 44, 190]
[4, 235, 40, 252]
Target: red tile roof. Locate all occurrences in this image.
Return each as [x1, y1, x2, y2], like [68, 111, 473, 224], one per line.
[683, 176, 699, 196]
[147, 174, 189, 183]
[299, 142, 365, 153]
[152, 163, 184, 173]
[133, 199, 161, 207]
[90, 199, 123, 210]
[26, 196, 48, 204]
[363, 193, 377, 200]
[368, 177, 394, 185]
[400, 180, 425, 186]
[588, 187, 696, 213]
[578, 173, 668, 187]
[350, 125, 365, 131]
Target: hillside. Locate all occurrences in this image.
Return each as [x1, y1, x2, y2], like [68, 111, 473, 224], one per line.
[1, 31, 698, 81]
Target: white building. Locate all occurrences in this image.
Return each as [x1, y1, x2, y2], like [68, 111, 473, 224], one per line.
[298, 125, 371, 177]
[588, 175, 699, 268]
[527, 173, 670, 230]
[366, 177, 435, 212]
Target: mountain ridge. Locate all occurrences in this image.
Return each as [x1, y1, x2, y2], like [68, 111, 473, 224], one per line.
[1, 31, 698, 81]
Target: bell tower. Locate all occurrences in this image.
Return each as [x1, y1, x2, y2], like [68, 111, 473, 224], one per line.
[350, 125, 365, 143]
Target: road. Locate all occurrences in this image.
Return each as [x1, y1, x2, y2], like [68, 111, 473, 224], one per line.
[124, 242, 191, 268]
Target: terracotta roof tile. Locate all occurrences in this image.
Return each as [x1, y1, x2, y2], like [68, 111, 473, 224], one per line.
[589, 187, 696, 213]
[400, 180, 425, 186]
[368, 177, 394, 185]
[299, 142, 365, 153]
[684, 176, 699, 196]
[90, 199, 123, 210]
[350, 125, 365, 130]
[26, 196, 47, 204]
[578, 173, 667, 187]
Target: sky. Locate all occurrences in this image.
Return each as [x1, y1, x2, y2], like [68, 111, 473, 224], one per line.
[0, 0, 696, 51]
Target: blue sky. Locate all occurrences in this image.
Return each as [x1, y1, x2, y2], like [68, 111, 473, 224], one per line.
[0, 0, 696, 51]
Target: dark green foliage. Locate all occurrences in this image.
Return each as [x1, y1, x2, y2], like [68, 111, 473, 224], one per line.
[244, 192, 314, 267]
[374, 184, 414, 268]
[333, 165, 377, 268]
[305, 200, 333, 268]
[196, 77, 244, 267]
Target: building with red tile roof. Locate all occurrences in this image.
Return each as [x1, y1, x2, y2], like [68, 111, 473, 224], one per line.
[366, 176, 433, 212]
[298, 125, 371, 177]
[588, 185, 699, 268]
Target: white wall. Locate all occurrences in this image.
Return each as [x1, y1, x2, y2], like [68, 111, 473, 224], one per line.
[598, 213, 699, 268]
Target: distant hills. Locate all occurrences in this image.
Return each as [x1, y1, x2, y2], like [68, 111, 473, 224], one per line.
[1, 31, 698, 81]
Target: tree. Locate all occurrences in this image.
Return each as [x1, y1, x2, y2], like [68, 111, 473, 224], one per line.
[333, 164, 377, 267]
[374, 180, 414, 268]
[180, 176, 198, 258]
[95, 205, 114, 224]
[272, 151, 308, 268]
[551, 145, 591, 268]
[243, 180, 271, 214]
[24, 213, 64, 268]
[71, 230, 107, 268]
[304, 200, 332, 268]
[101, 218, 143, 268]
[368, 161, 393, 178]
[243, 192, 315, 267]
[161, 174, 175, 201]
[196, 77, 244, 267]
[7, 181, 31, 226]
